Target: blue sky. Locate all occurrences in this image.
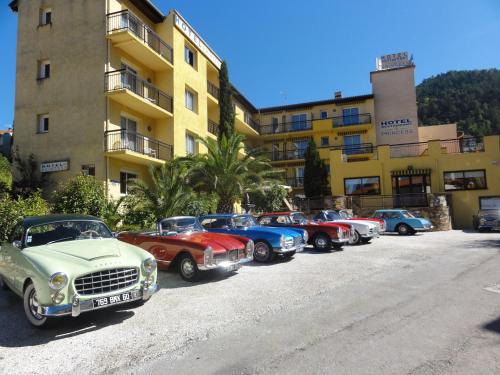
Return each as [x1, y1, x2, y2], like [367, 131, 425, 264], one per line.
[1, 0, 499, 128]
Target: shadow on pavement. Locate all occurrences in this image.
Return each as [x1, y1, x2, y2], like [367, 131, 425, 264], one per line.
[483, 316, 500, 334]
[462, 239, 500, 250]
[157, 267, 238, 289]
[0, 290, 137, 348]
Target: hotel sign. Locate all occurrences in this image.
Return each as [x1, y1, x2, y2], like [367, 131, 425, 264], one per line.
[41, 160, 69, 173]
[174, 12, 222, 69]
[376, 52, 412, 71]
[379, 118, 416, 137]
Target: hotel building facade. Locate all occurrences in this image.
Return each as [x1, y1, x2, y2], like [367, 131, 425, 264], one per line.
[9, 0, 500, 229]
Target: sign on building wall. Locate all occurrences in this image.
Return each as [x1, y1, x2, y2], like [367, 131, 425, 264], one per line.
[174, 12, 222, 69]
[376, 52, 413, 71]
[40, 160, 69, 173]
[379, 118, 416, 138]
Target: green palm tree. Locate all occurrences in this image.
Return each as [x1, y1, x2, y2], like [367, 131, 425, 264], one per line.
[128, 160, 193, 223]
[186, 133, 280, 213]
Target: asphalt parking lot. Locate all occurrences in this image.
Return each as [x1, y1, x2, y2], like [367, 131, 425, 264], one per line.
[0, 230, 499, 375]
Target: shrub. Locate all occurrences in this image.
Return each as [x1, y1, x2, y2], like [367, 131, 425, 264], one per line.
[0, 155, 12, 198]
[0, 191, 49, 242]
[53, 175, 106, 217]
[182, 193, 218, 217]
[248, 183, 288, 213]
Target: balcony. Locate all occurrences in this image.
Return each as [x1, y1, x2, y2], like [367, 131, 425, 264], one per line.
[332, 113, 372, 128]
[104, 130, 172, 165]
[261, 120, 313, 135]
[440, 137, 484, 154]
[106, 10, 173, 71]
[105, 70, 173, 118]
[268, 149, 307, 162]
[208, 120, 219, 136]
[286, 177, 304, 188]
[207, 80, 220, 101]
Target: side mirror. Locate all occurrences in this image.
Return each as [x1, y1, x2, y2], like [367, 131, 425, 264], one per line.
[12, 240, 22, 249]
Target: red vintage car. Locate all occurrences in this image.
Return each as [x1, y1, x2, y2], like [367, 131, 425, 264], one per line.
[117, 217, 254, 281]
[257, 211, 352, 251]
[333, 209, 386, 232]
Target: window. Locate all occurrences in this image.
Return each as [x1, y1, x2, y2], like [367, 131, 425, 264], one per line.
[38, 59, 50, 79]
[320, 111, 328, 119]
[293, 140, 309, 158]
[479, 196, 500, 210]
[81, 164, 95, 177]
[40, 8, 52, 25]
[344, 176, 381, 195]
[343, 135, 361, 155]
[186, 133, 196, 155]
[185, 88, 197, 112]
[120, 171, 137, 195]
[321, 136, 329, 147]
[37, 114, 49, 133]
[291, 114, 308, 131]
[342, 107, 359, 125]
[444, 170, 487, 191]
[184, 45, 196, 68]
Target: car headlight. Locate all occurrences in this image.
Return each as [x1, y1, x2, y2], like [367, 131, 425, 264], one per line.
[303, 231, 309, 243]
[143, 258, 157, 274]
[48, 272, 68, 290]
[245, 240, 254, 257]
[479, 218, 486, 225]
[280, 235, 286, 248]
[204, 246, 214, 266]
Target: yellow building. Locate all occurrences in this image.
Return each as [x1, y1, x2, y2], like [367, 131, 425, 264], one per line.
[9, 1, 500, 228]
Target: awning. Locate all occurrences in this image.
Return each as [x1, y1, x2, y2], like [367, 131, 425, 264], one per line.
[391, 168, 431, 176]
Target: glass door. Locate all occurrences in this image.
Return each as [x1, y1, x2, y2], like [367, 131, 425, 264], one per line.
[392, 175, 430, 207]
[342, 107, 359, 125]
[120, 116, 137, 151]
[343, 135, 361, 155]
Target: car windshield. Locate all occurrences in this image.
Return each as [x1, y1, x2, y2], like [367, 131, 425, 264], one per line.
[291, 213, 308, 224]
[160, 217, 203, 235]
[25, 220, 113, 247]
[325, 211, 342, 220]
[338, 211, 351, 219]
[233, 215, 258, 228]
[401, 211, 415, 218]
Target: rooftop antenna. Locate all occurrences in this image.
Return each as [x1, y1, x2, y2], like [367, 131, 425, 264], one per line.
[279, 90, 288, 106]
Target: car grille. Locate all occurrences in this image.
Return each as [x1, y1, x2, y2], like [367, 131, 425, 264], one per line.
[214, 250, 242, 264]
[294, 236, 302, 247]
[74, 268, 139, 296]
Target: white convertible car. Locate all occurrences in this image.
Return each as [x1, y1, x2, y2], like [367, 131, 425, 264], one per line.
[313, 210, 380, 245]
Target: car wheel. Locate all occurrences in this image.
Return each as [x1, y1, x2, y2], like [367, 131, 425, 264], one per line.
[178, 254, 200, 282]
[284, 250, 296, 259]
[253, 241, 274, 263]
[397, 224, 412, 235]
[313, 233, 331, 251]
[361, 238, 371, 244]
[23, 283, 52, 328]
[0, 276, 9, 291]
[349, 230, 361, 245]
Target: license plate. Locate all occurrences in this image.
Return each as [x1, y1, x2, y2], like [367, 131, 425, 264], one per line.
[226, 263, 240, 272]
[92, 290, 139, 308]
[296, 245, 304, 253]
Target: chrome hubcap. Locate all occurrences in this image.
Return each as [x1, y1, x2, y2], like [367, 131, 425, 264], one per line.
[255, 243, 269, 259]
[181, 259, 195, 277]
[29, 290, 44, 320]
[400, 226, 408, 234]
[316, 237, 327, 248]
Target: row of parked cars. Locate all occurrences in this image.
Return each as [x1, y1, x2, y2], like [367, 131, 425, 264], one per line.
[0, 209, 433, 327]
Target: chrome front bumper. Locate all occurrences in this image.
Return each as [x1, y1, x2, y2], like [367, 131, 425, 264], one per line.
[39, 283, 158, 318]
[415, 226, 434, 231]
[274, 244, 305, 254]
[199, 257, 253, 271]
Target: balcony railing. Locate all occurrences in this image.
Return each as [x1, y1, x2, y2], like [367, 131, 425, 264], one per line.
[260, 120, 313, 135]
[207, 81, 220, 99]
[390, 141, 429, 158]
[208, 120, 219, 136]
[441, 137, 484, 153]
[286, 177, 304, 188]
[332, 113, 372, 127]
[268, 149, 307, 161]
[105, 70, 173, 113]
[105, 130, 172, 161]
[331, 143, 375, 155]
[106, 10, 173, 63]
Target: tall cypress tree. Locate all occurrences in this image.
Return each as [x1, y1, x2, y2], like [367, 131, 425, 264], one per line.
[303, 140, 329, 198]
[218, 61, 235, 139]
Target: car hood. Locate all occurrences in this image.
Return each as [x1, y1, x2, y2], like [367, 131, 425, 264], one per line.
[241, 226, 303, 238]
[23, 239, 149, 277]
[326, 219, 373, 230]
[175, 232, 245, 252]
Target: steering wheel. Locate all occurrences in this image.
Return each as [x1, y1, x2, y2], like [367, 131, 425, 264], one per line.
[80, 230, 101, 239]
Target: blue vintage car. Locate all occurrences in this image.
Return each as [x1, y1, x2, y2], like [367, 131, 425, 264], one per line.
[372, 209, 433, 235]
[199, 214, 307, 263]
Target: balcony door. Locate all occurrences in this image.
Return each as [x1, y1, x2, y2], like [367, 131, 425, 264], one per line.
[120, 116, 137, 151]
[343, 135, 361, 155]
[121, 64, 137, 92]
[291, 114, 307, 131]
[342, 107, 359, 125]
[292, 140, 308, 159]
[296, 167, 305, 187]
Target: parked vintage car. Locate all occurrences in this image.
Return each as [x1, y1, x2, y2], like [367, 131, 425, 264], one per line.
[117, 216, 254, 281]
[257, 211, 351, 251]
[473, 210, 500, 232]
[0, 215, 158, 328]
[333, 209, 386, 232]
[372, 209, 433, 235]
[313, 210, 380, 244]
[199, 214, 307, 263]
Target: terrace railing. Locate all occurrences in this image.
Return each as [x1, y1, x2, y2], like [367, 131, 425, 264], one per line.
[390, 141, 429, 158]
[441, 137, 485, 154]
[332, 113, 372, 127]
[208, 120, 219, 136]
[106, 10, 173, 63]
[260, 120, 313, 135]
[207, 80, 220, 99]
[105, 130, 173, 161]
